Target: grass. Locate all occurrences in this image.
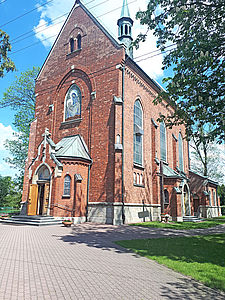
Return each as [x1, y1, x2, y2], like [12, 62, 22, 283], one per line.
[116, 234, 225, 292]
[130, 217, 225, 230]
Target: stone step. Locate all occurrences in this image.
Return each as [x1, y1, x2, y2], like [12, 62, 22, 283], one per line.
[0, 215, 62, 226]
[183, 216, 204, 222]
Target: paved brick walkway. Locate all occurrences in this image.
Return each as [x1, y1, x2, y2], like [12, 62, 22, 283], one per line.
[0, 223, 225, 300]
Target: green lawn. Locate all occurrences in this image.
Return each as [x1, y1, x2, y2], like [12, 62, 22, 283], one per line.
[130, 217, 225, 230]
[116, 234, 225, 292]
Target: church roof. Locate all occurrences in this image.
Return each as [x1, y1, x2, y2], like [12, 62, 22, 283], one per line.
[55, 135, 92, 162]
[163, 165, 182, 179]
[120, 0, 131, 18]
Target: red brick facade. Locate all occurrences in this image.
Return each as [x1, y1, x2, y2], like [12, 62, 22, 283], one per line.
[22, 1, 221, 223]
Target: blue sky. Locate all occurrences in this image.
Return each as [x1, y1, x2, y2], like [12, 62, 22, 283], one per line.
[2, 0, 223, 182]
[0, 0, 166, 177]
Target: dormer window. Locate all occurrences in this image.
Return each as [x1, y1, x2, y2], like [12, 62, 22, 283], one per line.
[70, 38, 74, 53]
[77, 34, 81, 49]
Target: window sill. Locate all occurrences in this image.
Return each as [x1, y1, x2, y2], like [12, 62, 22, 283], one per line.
[133, 163, 144, 170]
[61, 118, 82, 127]
[62, 195, 71, 198]
[66, 48, 82, 59]
[133, 184, 145, 188]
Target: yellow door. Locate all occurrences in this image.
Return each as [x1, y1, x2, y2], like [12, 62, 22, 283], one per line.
[27, 184, 38, 215]
[42, 183, 50, 215]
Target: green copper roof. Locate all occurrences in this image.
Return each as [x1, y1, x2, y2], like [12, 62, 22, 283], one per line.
[55, 135, 91, 162]
[120, 0, 130, 18]
[163, 165, 181, 178]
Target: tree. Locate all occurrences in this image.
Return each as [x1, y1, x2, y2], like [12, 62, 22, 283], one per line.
[218, 185, 225, 206]
[0, 67, 39, 183]
[0, 175, 21, 208]
[0, 29, 15, 77]
[134, 0, 225, 142]
[190, 138, 225, 184]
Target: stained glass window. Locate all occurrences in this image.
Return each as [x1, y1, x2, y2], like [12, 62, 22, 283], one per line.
[179, 132, 184, 171]
[133, 100, 143, 165]
[64, 175, 71, 196]
[65, 84, 81, 120]
[160, 122, 167, 162]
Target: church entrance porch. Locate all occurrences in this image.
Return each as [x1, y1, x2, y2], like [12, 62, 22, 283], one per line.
[27, 165, 51, 216]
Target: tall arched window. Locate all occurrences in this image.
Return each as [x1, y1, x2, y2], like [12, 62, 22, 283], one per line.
[164, 189, 169, 204]
[209, 191, 212, 206]
[179, 132, 184, 171]
[70, 38, 74, 53]
[160, 122, 167, 161]
[65, 84, 82, 120]
[133, 100, 143, 165]
[77, 34, 81, 49]
[213, 191, 216, 206]
[64, 175, 71, 196]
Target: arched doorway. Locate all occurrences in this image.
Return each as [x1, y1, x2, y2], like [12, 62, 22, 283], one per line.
[28, 165, 51, 216]
[183, 185, 190, 216]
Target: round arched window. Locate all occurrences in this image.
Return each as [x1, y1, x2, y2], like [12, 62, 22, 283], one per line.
[65, 84, 82, 120]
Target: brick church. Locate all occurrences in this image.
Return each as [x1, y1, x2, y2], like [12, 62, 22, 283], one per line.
[22, 0, 221, 224]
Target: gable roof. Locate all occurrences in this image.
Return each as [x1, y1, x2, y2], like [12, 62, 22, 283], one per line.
[55, 134, 92, 162]
[36, 0, 122, 81]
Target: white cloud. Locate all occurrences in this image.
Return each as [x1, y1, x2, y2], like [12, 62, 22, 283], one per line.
[0, 123, 17, 177]
[34, 0, 164, 79]
[0, 123, 15, 150]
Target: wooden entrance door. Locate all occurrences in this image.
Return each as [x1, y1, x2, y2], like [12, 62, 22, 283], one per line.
[38, 183, 50, 215]
[27, 184, 38, 215]
[42, 183, 50, 215]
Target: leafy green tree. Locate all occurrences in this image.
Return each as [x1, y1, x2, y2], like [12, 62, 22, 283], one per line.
[0, 67, 39, 183]
[218, 185, 225, 206]
[0, 175, 21, 208]
[0, 29, 15, 77]
[134, 0, 225, 142]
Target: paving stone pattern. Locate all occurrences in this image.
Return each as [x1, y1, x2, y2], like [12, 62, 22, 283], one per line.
[0, 223, 225, 300]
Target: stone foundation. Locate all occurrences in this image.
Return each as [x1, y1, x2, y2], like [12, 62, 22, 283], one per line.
[198, 205, 221, 218]
[87, 202, 161, 225]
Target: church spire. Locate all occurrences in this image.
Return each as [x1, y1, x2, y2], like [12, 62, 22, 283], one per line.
[117, 0, 133, 58]
[120, 0, 131, 18]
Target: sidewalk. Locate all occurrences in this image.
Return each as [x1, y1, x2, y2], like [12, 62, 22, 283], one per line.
[0, 223, 224, 300]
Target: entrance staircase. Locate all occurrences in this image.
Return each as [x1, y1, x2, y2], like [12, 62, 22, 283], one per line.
[0, 215, 62, 226]
[183, 216, 204, 222]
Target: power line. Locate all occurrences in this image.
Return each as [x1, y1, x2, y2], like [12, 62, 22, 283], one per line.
[0, 0, 7, 5]
[0, 0, 54, 28]
[11, 0, 96, 44]
[10, 0, 137, 54]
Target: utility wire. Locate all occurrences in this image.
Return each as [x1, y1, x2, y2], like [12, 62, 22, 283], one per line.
[10, 0, 137, 53]
[0, 0, 54, 28]
[11, 0, 96, 43]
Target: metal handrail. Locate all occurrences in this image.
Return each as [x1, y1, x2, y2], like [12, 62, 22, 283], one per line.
[50, 203, 72, 212]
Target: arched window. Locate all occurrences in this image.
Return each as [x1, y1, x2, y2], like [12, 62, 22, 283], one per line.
[64, 175, 71, 196]
[160, 122, 167, 161]
[133, 100, 143, 165]
[136, 173, 140, 185]
[77, 34, 81, 49]
[213, 191, 216, 206]
[65, 84, 82, 120]
[38, 165, 50, 181]
[116, 134, 121, 144]
[133, 172, 136, 184]
[70, 38, 74, 53]
[125, 24, 128, 35]
[209, 191, 212, 206]
[129, 26, 131, 34]
[164, 189, 169, 204]
[178, 132, 184, 171]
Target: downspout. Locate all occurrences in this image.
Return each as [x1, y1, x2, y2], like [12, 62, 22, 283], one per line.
[121, 62, 125, 224]
[86, 160, 93, 222]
